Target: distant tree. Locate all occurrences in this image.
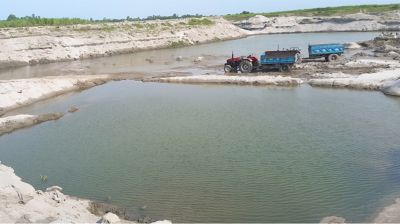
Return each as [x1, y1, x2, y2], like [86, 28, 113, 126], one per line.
[7, 14, 18, 21]
[241, 11, 251, 14]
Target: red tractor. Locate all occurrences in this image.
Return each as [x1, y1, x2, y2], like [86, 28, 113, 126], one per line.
[224, 55, 259, 73]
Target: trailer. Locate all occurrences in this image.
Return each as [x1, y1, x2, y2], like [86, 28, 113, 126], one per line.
[260, 50, 300, 71]
[307, 43, 344, 62]
[224, 43, 344, 73]
[224, 49, 301, 73]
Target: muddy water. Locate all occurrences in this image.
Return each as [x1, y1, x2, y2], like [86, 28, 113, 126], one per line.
[1, 81, 400, 223]
[0, 32, 379, 80]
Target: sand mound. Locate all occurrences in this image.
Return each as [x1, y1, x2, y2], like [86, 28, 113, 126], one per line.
[150, 74, 304, 86]
[382, 79, 400, 96]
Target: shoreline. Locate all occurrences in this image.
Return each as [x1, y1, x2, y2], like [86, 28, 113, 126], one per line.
[1, 11, 400, 70]
[0, 162, 171, 223]
[147, 58, 400, 97]
[0, 17, 249, 70]
[0, 12, 400, 223]
[0, 29, 386, 72]
[0, 73, 144, 116]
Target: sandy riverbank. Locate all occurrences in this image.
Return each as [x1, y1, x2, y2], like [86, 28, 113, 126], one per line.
[0, 17, 248, 70]
[1, 13, 400, 223]
[0, 73, 144, 136]
[321, 197, 400, 223]
[0, 73, 143, 116]
[0, 113, 63, 135]
[150, 57, 400, 97]
[148, 74, 303, 86]
[373, 199, 400, 223]
[308, 66, 400, 90]
[1, 11, 400, 70]
[0, 162, 102, 223]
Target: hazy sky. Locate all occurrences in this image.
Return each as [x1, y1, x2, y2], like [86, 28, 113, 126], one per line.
[1, 0, 400, 19]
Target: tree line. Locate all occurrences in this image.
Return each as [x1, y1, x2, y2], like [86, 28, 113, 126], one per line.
[1, 13, 207, 28]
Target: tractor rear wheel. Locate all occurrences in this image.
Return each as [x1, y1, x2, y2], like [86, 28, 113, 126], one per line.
[327, 54, 339, 62]
[224, 64, 233, 73]
[239, 60, 253, 73]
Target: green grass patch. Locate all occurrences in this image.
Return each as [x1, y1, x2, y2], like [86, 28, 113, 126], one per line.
[169, 40, 188, 48]
[146, 23, 158, 30]
[162, 22, 173, 27]
[100, 24, 116, 32]
[0, 17, 90, 28]
[132, 23, 144, 29]
[224, 4, 400, 21]
[188, 18, 214, 26]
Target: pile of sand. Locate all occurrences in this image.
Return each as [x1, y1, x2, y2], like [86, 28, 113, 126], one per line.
[308, 68, 400, 90]
[382, 79, 400, 96]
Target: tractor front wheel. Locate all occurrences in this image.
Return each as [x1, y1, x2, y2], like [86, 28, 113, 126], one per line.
[224, 64, 234, 73]
[239, 60, 253, 73]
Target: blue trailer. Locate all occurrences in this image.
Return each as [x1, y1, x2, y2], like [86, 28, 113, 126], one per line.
[260, 52, 298, 65]
[259, 50, 300, 72]
[308, 43, 345, 62]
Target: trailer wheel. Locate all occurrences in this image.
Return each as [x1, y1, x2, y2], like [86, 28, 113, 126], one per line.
[279, 64, 291, 72]
[224, 64, 233, 73]
[239, 60, 253, 73]
[295, 53, 302, 64]
[328, 54, 339, 62]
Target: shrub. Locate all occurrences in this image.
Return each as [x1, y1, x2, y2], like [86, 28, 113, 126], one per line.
[188, 18, 214, 26]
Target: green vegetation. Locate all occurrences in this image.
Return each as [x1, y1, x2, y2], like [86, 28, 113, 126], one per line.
[0, 13, 206, 28]
[188, 18, 214, 26]
[169, 40, 188, 48]
[0, 14, 89, 28]
[40, 175, 48, 182]
[101, 24, 116, 32]
[162, 22, 173, 27]
[2, 3, 399, 28]
[132, 23, 144, 29]
[224, 4, 400, 21]
[142, 13, 204, 21]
